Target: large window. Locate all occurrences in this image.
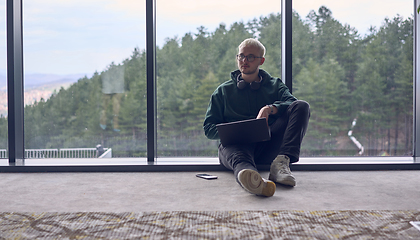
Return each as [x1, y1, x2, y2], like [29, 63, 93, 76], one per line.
[22, 0, 146, 160]
[156, 0, 281, 157]
[2, 1, 419, 168]
[293, 1, 414, 157]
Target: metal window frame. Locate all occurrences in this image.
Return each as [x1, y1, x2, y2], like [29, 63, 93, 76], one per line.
[3, 0, 420, 172]
[282, 0, 293, 92]
[6, 0, 24, 166]
[146, 0, 157, 163]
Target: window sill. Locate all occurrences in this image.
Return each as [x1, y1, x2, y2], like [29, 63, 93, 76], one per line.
[1, 157, 419, 172]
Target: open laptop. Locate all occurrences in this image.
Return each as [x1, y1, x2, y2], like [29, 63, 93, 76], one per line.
[216, 118, 271, 146]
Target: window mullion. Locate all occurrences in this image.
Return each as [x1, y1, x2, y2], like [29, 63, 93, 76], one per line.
[6, 0, 25, 165]
[146, 0, 157, 163]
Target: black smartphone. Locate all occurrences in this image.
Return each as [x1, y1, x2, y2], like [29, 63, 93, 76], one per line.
[196, 173, 218, 180]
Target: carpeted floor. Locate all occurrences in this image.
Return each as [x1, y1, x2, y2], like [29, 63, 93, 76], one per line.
[1, 211, 420, 239]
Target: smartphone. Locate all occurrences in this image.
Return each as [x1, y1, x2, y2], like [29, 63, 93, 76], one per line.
[196, 173, 218, 180]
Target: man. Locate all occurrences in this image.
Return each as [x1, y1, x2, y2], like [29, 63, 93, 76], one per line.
[203, 38, 310, 197]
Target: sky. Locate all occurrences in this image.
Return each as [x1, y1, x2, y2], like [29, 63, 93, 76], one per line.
[0, 0, 415, 76]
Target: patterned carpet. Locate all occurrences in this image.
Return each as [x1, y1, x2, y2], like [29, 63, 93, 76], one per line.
[1, 211, 420, 239]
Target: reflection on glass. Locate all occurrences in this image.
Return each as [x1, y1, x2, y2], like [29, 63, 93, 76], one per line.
[292, 2, 413, 157]
[156, 0, 281, 157]
[0, 2, 7, 161]
[22, 1, 146, 159]
[100, 64, 125, 132]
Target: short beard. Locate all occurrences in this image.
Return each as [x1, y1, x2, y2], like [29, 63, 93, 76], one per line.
[241, 68, 258, 75]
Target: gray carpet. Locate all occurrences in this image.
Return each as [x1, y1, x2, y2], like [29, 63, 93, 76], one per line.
[1, 211, 420, 239]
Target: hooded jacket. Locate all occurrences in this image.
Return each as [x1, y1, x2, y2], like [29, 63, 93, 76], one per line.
[203, 69, 297, 140]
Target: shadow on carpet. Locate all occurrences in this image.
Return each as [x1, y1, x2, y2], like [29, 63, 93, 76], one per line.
[1, 210, 420, 239]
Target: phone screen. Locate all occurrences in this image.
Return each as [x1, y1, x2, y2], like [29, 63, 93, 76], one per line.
[196, 174, 218, 180]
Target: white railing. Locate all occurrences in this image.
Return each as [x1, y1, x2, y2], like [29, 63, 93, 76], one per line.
[0, 148, 111, 159]
[26, 149, 59, 158]
[59, 148, 99, 158]
[0, 149, 7, 158]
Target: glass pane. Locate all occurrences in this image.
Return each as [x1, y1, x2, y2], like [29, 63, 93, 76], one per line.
[23, 0, 146, 161]
[156, 0, 281, 157]
[0, 1, 7, 164]
[293, 1, 413, 157]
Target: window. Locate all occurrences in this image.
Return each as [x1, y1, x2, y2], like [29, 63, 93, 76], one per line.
[2, 1, 419, 169]
[156, 0, 281, 158]
[22, 0, 146, 161]
[293, 1, 414, 157]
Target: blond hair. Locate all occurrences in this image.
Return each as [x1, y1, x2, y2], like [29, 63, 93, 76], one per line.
[238, 38, 266, 57]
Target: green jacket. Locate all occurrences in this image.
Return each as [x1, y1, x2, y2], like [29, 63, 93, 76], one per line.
[203, 69, 297, 140]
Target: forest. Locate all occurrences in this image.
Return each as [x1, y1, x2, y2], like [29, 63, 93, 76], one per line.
[0, 6, 414, 157]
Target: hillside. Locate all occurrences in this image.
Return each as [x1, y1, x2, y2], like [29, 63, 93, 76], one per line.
[0, 73, 86, 116]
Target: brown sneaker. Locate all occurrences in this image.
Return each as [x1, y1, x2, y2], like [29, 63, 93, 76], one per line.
[238, 169, 276, 197]
[269, 155, 296, 187]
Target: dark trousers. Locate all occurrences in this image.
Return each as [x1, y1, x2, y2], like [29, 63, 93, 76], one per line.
[218, 100, 310, 178]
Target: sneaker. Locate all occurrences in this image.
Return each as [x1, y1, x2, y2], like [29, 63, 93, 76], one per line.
[237, 169, 276, 197]
[269, 155, 296, 187]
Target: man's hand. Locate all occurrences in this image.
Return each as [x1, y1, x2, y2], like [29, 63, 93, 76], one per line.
[257, 105, 277, 123]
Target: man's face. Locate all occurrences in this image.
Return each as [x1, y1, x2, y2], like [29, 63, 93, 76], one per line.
[237, 45, 265, 76]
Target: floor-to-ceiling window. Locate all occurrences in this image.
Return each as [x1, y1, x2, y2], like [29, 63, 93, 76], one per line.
[293, 1, 414, 158]
[21, 0, 146, 162]
[2, 0, 419, 169]
[156, 0, 281, 159]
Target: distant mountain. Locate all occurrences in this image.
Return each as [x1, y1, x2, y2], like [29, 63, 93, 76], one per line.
[24, 73, 88, 89]
[0, 73, 88, 91]
[0, 72, 89, 116]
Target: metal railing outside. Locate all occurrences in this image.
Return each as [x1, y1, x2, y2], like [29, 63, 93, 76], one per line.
[0, 149, 7, 159]
[26, 149, 59, 158]
[59, 148, 99, 158]
[0, 148, 111, 159]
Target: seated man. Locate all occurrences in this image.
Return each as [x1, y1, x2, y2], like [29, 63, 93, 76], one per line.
[203, 38, 310, 197]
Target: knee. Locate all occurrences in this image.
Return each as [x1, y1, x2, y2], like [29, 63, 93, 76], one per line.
[219, 144, 254, 162]
[229, 149, 253, 162]
[292, 100, 310, 117]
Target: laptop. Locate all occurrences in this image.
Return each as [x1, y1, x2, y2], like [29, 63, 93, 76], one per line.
[216, 118, 271, 146]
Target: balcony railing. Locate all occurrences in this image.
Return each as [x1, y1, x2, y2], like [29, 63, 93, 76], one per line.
[0, 148, 111, 159]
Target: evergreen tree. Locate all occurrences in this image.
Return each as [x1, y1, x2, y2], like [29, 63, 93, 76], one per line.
[294, 58, 349, 155]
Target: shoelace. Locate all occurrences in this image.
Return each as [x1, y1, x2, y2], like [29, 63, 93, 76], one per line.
[277, 161, 291, 174]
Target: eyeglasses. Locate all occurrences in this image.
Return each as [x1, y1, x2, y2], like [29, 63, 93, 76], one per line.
[236, 54, 263, 62]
